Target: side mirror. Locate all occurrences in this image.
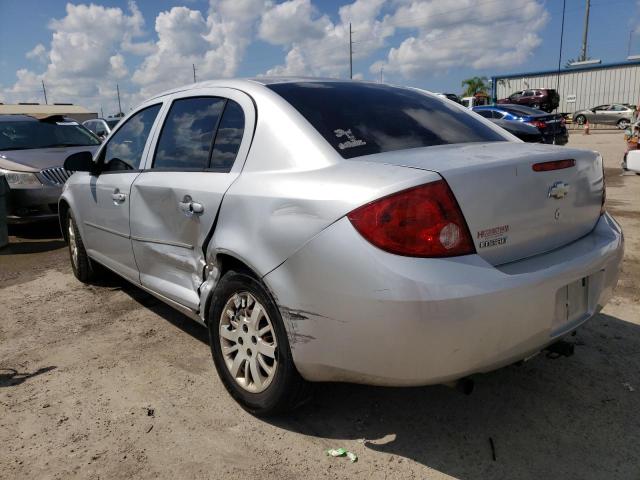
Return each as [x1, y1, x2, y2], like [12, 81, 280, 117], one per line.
[64, 151, 96, 173]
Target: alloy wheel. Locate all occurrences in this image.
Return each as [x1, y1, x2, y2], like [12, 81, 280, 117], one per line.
[219, 292, 278, 393]
[68, 219, 79, 268]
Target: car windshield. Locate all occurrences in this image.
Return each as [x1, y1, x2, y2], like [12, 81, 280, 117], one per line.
[0, 117, 101, 150]
[268, 82, 505, 159]
[500, 105, 545, 116]
[106, 120, 120, 128]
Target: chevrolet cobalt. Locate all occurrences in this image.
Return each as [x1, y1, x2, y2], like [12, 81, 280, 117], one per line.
[60, 79, 623, 415]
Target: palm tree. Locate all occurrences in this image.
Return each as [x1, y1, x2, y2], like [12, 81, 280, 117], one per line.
[461, 76, 490, 97]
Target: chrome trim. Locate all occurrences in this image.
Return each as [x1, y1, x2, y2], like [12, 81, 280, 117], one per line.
[130, 235, 194, 250]
[83, 221, 130, 239]
[40, 167, 73, 185]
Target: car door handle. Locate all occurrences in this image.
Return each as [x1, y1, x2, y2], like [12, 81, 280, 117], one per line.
[112, 191, 126, 204]
[178, 195, 204, 217]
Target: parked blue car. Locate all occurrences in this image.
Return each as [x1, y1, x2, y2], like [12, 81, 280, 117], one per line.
[473, 104, 568, 145]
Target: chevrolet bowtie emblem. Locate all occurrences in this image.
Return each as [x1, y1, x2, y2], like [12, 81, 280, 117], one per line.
[548, 181, 570, 199]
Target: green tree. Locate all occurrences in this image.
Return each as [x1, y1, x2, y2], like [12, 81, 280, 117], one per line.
[461, 76, 490, 97]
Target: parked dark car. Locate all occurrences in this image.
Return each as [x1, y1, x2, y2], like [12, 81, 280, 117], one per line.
[497, 88, 559, 113]
[0, 114, 100, 223]
[476, 114, 543, 143]
[473, 105, 568, 145]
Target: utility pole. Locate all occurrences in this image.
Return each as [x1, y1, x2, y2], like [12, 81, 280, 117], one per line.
[628, 30, 634, 58]
[555, 0, 566, 113]
[116, 83, 122, 116]
[349, 23, 353, 80]
[193, 64, 197, 83]
[100, 106, 104, 118]
[579, 0, 590, 62]
[379, 66, 383, 83]
[41, 80, 48, 105]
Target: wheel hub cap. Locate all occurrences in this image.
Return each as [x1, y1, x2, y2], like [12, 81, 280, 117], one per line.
[219, 292, 277, 393]
[68, 221, 78, 268]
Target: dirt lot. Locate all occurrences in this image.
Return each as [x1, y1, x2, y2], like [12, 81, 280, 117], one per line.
[1, 131, 639, 480]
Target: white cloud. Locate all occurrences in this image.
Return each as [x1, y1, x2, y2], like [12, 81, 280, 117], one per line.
[132, 0, 266, 99]
[26, 44, 47, 63]
[372, 0, 548, 78]
[263, 0, 391, 78]
[259, 0, 329, 45]
[2, 2, 149, 114]
[2, 0, 550, 113]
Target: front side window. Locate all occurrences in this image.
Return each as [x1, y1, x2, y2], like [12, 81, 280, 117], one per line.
[102, 104, 161, 172]
[211, 100, 245, 171]
[153, 97, 225, 170]
[475, 110, 493, 119]
[268, 82, 505, 159]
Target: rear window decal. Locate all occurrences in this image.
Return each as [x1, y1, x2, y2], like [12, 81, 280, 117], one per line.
[334, 128, 366, 150]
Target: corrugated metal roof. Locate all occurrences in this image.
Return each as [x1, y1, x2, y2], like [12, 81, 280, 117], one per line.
[493, 59, 640, 80]
[0, 104, 95, 115]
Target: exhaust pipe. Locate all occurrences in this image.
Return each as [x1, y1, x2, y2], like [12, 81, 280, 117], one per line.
[444, 377, 475, 395]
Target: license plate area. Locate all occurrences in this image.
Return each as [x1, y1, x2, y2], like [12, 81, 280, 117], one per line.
[552, 277, 589, 336]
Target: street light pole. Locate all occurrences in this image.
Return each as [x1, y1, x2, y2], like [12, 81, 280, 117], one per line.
[579, 0, 590, 62]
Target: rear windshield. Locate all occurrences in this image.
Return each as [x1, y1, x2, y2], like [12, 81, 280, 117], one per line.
[267, 82, 505, 159]
[0, 117, 101, 151]
[501, 105, 546, 116]
[106, 120, 120, 128]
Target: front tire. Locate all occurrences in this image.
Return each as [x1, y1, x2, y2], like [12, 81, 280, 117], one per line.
[575, 114, 586, 125]
[66, 210, 98, 283]
[208, 271, 309, 416]
[617, 119, 630, 130]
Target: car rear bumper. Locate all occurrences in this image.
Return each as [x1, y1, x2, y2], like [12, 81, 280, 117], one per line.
[265, 213, 623, 386]
[5, 186, 62, 223]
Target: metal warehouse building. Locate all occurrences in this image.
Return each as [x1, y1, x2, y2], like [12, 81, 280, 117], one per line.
[491, 60, 640, 115]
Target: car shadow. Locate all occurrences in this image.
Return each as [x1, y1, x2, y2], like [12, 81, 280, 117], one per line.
[1, 220, 65, 255]
[116, 279, 210, 345]
[83, 275, 640, 478]
[0, 366, 57, 387]
[264, 312, 640, 479]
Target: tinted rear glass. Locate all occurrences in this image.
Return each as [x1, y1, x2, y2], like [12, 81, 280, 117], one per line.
[267, 82, 505, 159]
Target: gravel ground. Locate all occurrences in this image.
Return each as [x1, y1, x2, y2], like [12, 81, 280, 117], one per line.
[1, 131, 639, 480]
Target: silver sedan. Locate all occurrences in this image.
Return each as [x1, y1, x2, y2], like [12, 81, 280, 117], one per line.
[573, 103, 634, 129]
[59, 79, 623, 415]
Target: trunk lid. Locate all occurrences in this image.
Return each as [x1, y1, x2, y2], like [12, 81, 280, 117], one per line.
[357, 142, 604, 265]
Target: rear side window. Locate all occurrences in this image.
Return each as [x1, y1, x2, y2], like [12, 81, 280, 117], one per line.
[475, 110, 493, 119]
[268, 82, 504, 159]
[211, 100, 245, 171]
[153, 97, 225, 170]
[102, 104, 161, 171]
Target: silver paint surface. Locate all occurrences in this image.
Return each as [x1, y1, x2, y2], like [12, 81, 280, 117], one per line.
[61, 78, 623, 386]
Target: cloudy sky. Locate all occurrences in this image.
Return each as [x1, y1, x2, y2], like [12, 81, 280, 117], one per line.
[0, 0, 637, 115]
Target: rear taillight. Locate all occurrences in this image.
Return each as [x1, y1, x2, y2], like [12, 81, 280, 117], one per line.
[528, 120, 547, 129]
[347, 180, 476, 257]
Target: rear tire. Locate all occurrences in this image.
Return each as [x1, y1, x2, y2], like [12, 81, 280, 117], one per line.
[208, 271, 310, 416]
[66, 210, 99, 283]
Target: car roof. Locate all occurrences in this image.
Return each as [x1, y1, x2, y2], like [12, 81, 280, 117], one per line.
[146, 77, 381, 101]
